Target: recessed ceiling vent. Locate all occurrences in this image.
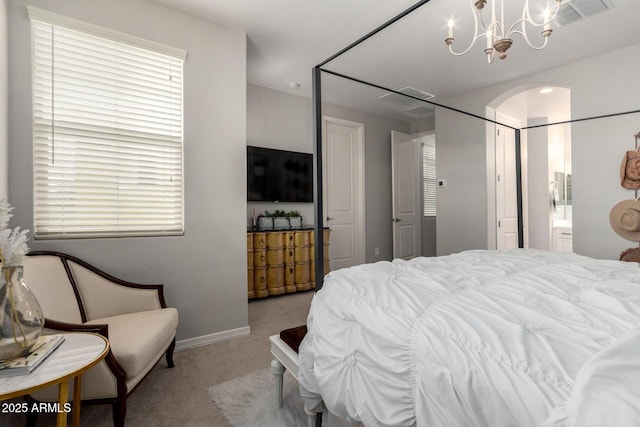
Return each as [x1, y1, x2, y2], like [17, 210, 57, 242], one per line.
[554, 0, 614, 27]
[378, 87, 434, 106]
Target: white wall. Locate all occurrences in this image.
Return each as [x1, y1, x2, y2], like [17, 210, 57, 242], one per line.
[247, 84, 411, 262]
[527, 118, 551, 250]
[435, 42, 640, 259]
[7, 0, 248, 342]
[0, 0, 7, 197]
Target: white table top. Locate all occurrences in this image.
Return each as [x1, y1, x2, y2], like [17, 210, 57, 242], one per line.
[0, 333, 109, 398]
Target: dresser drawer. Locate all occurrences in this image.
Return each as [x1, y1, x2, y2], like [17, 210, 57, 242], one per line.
[266, 232, 285, 248]
[267, 248, 285, 265]
[294, 230, 311, 246]
[254, 249, 267, 267]
[253, 233, 267, 249]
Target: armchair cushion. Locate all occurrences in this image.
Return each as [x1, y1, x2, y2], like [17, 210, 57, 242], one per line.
[68, 262, 164, 319]
[85, 308, 178, 384]
[22, 255, 83, 323]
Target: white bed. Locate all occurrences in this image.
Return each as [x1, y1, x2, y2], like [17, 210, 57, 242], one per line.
[298, 249, 640, 427]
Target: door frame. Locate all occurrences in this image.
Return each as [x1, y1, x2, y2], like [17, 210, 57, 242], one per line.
[495, 113, 522, 249]
[391, 130, 428, 259]
[486, 110, 527, 249]
[322, 116, 366, 267]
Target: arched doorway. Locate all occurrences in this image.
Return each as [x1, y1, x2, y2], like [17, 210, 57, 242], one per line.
[486, 84, 571, 251]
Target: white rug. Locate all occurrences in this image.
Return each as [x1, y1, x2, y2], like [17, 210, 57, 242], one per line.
[208, 368, 308, 427]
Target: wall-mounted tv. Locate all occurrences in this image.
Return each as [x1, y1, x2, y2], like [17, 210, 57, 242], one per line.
[247, 146, 314, 203]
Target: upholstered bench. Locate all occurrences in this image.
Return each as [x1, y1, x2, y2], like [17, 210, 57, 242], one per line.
[23, 251, 179, 427]
[270, 325, 324, 427]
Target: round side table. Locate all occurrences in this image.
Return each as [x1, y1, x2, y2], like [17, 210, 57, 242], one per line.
[0, 333, 109, 427]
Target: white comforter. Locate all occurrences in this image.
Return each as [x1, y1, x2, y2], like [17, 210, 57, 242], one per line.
[298, 249, 640, 427]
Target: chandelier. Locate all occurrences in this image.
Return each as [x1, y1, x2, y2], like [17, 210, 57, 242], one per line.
[445, 0, 562, 62]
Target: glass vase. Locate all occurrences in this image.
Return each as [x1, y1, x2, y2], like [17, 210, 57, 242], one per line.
[0, 266, 45, 361]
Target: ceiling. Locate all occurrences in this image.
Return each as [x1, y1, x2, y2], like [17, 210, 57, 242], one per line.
[153, 0, 640, 122]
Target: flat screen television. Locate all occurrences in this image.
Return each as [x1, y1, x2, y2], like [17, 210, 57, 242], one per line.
[247, 146, 314, 202]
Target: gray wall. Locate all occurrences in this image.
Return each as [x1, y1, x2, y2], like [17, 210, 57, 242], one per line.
[0, 0, 7, 197]
[421, 217, 436, 257]
[409, 113, 436, 135]
[247, 85, 315, 226]
[435, 109, 489, 255]
[435, 42, 640, 259]
[411, 125, 437, 258]
[7, 0, 248, 342]
[323, 102, 411, 262]
[247, 84, 411, 263]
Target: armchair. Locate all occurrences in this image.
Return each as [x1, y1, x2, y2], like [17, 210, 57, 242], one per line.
[22, 251, 179, 427]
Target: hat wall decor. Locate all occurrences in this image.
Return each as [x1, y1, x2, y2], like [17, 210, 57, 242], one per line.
[610, 199, 640, 242]
[611, 132, 640, 244]
[620, 148, 640, 190]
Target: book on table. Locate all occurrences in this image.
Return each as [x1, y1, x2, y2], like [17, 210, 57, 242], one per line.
[0, 335, 65, 377]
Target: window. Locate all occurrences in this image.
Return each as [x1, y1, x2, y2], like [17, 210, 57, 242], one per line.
[422, 137, 436, 217]
[29, 7, 186, 238]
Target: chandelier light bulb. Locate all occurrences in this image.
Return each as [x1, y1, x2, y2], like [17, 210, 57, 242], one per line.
[542, 7, 553, 37]
[445, 0, 562, 64]
[446, 18, 455, 45]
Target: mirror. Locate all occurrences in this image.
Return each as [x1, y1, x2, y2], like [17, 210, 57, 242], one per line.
[554, 170, 572, 222]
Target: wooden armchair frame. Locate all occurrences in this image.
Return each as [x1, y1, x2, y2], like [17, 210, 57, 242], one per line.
[25, 251, 176, 427]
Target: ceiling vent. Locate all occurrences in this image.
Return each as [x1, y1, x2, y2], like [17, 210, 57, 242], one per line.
[554, 0, 615, 27]
[378, 87, 435, 106]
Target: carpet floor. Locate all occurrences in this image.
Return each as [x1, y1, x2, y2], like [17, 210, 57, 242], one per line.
[208, 368, 358, 427]
[0, 291, 314, 426]
[208, 368, 307, 427]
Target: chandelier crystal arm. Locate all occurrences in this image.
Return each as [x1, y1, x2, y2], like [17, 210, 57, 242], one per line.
[506, 0, 561, 36]
[447, 33, 488, 56]
[444, 0, 562, 62]
[478, 6, 491, 31]
[509, 0, 560, 50]
[510, 29, 551, 50]
[445, 0, 483, 56]
[523, 0, 561, 28]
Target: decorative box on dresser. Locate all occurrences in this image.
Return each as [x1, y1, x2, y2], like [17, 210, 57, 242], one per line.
[247, 229, 330, 299]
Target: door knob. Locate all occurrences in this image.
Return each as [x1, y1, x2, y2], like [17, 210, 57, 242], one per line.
[393, 218, 402, 223]
[326, 217, 335, 221]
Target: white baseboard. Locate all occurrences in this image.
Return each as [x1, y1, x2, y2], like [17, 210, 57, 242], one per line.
[175, 326, 251, 351]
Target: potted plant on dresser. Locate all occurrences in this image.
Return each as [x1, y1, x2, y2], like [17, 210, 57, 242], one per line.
[257, 210, 303, 231]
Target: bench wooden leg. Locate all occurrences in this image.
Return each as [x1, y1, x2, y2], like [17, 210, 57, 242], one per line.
[304, 405, 323, 427]
[270, 358, 286, 408]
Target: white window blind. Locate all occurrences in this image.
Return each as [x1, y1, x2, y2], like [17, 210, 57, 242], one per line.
[423, 139, 436, 217]
[30, 9, 185, 239]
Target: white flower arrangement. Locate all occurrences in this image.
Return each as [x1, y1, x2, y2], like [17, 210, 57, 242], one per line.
[0, 198, 30, 267]
[0, 197, 12, 230]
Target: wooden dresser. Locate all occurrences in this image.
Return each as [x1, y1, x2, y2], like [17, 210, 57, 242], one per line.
[247, 229, 330, 299]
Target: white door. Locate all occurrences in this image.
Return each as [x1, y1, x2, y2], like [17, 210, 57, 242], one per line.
[391, 131, 422, 259]
[495, 114, 520, 249]
[323, 117, 365, 270]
